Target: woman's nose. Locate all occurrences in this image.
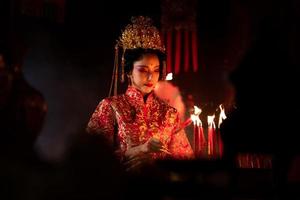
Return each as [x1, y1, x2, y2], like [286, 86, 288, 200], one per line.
[147, 73, 153, 80]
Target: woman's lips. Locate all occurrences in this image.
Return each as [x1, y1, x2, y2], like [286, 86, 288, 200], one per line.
[144, 83, 153, 87]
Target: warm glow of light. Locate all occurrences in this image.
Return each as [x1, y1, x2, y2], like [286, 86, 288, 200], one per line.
[194, 105, 201, 115]
[191, 105, 202, 126]
[207, 115, 216, 129]
[165, 73, 173, 80]
[218, 104, 227, 128]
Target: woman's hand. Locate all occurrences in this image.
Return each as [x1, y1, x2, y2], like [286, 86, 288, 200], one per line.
[123, 137, 164, 171]
[146, 137, 164, 153]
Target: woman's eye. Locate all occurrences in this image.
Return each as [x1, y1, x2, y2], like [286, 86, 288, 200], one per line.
[154, 69, 160, 73]
[138, 69, 147, 73]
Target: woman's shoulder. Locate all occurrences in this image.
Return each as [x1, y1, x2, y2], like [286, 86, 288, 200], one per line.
[154, 96, 178, 114]
[98, 94, 126, 106]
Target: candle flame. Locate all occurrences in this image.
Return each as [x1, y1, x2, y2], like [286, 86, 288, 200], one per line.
[207, 115, 216, 129]
[165, 73, 173, 80]
[191, 105, 202, 126]
[218, 104, 227, 128]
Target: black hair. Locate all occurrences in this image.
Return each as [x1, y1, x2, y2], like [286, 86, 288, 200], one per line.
[123, 48, 166, 80]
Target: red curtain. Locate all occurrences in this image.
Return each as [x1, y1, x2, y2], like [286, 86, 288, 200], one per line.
[163, 29, 200, 75]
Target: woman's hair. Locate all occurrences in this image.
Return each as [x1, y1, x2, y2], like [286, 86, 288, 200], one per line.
[123, 48, 166, 80]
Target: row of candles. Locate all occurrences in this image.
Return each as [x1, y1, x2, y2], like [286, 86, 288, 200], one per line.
[181, 105, 227, 158]
[181, 105, 273, 168]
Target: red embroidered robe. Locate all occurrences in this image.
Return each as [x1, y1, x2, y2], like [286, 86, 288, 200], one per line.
[87, 86, 194, 160]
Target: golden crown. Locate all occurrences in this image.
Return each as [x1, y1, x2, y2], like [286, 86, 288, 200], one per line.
[118, 16, 166, 53]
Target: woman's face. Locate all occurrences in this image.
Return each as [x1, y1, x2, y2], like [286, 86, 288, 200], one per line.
[130, 53, 160, 95]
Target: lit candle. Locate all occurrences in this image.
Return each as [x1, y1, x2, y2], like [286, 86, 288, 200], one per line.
[198, 121, 205, 154]
[207, 115, 216, 157]
[217, 104, 227, 158]
[191, 106, 202, 157]
[173, 117, 193, 135]
[194, 121, 199, 155]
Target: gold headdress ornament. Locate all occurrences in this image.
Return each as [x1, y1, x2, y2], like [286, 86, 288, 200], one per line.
[119, 16, 166, 52]
[109, 16, 166, 97]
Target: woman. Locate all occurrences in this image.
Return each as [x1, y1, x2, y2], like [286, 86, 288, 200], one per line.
[87, 16, 194, 171]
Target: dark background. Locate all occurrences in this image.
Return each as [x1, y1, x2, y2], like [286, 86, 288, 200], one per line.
[1, 0, 299, 161]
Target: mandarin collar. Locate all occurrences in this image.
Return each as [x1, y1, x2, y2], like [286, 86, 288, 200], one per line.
[125, 86, 155, 106]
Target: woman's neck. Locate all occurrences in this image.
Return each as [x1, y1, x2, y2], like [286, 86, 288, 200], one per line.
[130, 86, 148, 100]
[143, 93, 150, 103]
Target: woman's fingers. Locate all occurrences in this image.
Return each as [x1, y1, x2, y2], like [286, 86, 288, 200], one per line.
[160, 147, 172, 154]
[148, 138, 163, 152]
[149, 143, 162, 152]
[125, 160, 142, 171]
[148, 137, 171, 154]
[124, 154, 150, 171]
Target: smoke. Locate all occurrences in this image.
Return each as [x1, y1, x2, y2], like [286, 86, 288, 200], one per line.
[154, 81, 186, 121]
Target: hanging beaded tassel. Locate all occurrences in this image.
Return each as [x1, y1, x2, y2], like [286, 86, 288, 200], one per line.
[162, 60, 167, 80]
[109, 44, 119, 97]
[121, 50, 125, 83]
